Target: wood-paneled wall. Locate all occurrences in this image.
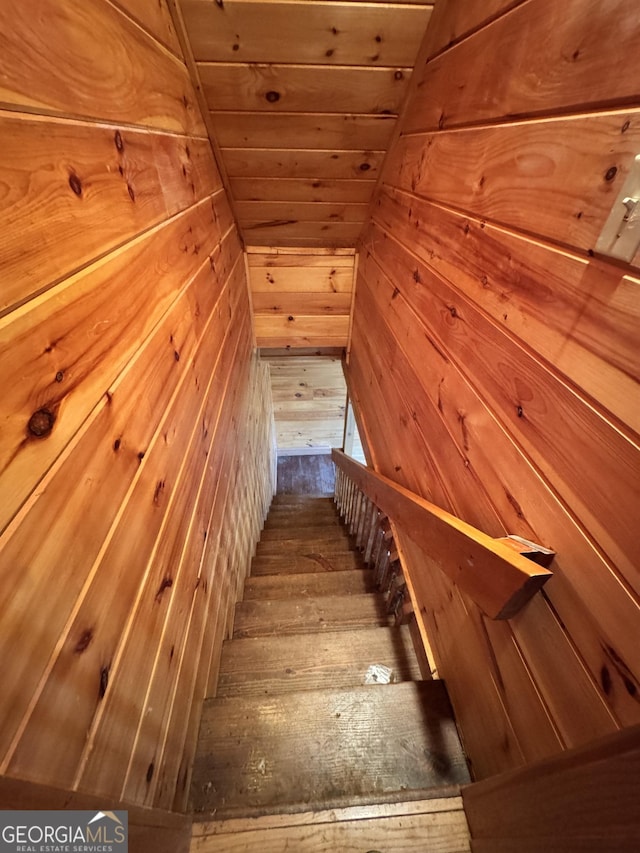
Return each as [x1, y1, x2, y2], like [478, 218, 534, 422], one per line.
[347, 0, 640, 779]
[0, 0, 275, 812]
[247, 247, 355, 348]
[265, 356, 347, 451]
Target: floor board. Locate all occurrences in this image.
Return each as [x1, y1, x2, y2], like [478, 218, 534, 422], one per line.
[276, 454, 336, 496]
[250, 551, 364, 575]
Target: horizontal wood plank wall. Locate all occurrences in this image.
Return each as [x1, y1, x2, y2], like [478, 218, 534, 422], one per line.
[347, 0, 640, 780]
[247, 247, 355, 348]
[0, 0, 275, 813]
[265, 356, 347, 451]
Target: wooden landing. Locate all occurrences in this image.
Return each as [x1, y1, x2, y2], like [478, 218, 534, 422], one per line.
[191, 681, 470, 819]
[191, 797, 471, 852]
[217, 625, 422, 697]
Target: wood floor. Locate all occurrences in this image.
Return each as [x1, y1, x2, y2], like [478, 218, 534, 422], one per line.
[190, 494, 471, 850]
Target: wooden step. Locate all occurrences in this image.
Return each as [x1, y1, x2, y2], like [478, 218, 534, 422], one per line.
[250, 551, 364, 575]
[190, 681, 471, 818]
[271, 496, 336, 507]
[191, 797, 472, 852]
[217, 626, 422, 698]
[243, 569, 374, 600]
[256, 537, 356, 555]
[233, 594, 391, 639]
[259, 524, 349, 542]
[263, 513, 343, 530]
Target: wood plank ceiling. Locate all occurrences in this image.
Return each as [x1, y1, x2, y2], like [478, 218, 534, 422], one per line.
[177, 0, 434, 248]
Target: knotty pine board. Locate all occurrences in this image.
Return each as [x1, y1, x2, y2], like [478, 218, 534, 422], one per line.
[4, 259, 248, 787]
[387, 109, 640, 266]
[0, 114, 221, 312]
[408, 0, 640, 132]
[113, 0, 181, 56]
[421, 0, 526, 59]
[359, 224, 640, 601]
[199, 64, 411, 115]
[237, 201, 368, 224]
[214, 112, 396, 151]
[248, 250, 354, 290]
[224, 148, 384, 180]
[183, 0, 430, 66]
[0, 0, 205, 135]
[254, 314, 350, 347]
[232, 177, 375, 203]
[371, 187, 640, 437]
[0, 198, 230, 537]
[253, 291, 352, 315]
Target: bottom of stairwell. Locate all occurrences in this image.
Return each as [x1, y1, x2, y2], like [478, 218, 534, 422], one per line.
[189, 493, 471, 850]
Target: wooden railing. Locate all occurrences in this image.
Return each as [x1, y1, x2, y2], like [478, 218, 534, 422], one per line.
[334, 465, 411, 626]
[332, 450, 552, 620]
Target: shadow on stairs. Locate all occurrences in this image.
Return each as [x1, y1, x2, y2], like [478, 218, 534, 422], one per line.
[190, 493, 471, 852]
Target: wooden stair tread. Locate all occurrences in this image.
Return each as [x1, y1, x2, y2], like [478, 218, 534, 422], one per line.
[256, 537, 356, 555]
[263, 516, 344, 532]
[271, 496, 335, 506]
[217, 625, 422, 697]
[233, 594, 392, 638]
[243, 569, 375, 600]
[251, 551, 364, 575]
[260, 524, 349, 541]
[190, 798, 472, 851]
[191, 681, 470, 818]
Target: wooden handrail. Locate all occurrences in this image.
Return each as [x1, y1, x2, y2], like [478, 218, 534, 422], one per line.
[332, 450, 552, 620]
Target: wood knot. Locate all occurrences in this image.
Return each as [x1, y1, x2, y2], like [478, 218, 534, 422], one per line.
[265, 90, 280, 103]
[114, 130, 124, 151]
[359, 162, 371, 171]
[99, 666, 109, 699]
[55, 370, 64, 383]
[28, 408, 55, 438]
[127, 183, 136, 201]
[394, 70, 404, 81]
[68, 173, 82, 196]
[604, 166, 617, 182]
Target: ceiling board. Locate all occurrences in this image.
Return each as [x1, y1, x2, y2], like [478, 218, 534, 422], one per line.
[212, 112, 396, 150]
[230, 178, 375, 203]
[177, 0, 433, 247]
[199, 63, 411, 113]
[182, 0, 429, 66]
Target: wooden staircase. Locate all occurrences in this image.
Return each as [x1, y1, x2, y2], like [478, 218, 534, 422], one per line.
[190, 494, 471, 851]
